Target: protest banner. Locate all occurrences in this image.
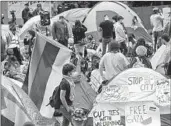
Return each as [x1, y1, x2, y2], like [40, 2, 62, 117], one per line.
[125, 101, 160, 126]
[156, 79, 171, 106]
[90, 103, 122, 126]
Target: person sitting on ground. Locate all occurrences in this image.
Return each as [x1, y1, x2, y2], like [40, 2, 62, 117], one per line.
[130, 45, 152, 68]
[127, 33, 137, 56]
[89, 61, 102, 93]
[99, 42, 130, 81]
[133, 38, 153, 57]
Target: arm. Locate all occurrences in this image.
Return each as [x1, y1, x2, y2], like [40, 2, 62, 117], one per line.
[60, 90, 70, 112]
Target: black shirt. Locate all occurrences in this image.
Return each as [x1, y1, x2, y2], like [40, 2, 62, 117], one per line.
[99, 20, 113, 38]
[72, 25, 87, 44]
[59, 78, 72, 106]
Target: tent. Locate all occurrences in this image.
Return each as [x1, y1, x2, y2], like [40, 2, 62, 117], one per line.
[18, 8, 90, 39]
[88, 68, 171, 126]
[83, 2, 152, 43]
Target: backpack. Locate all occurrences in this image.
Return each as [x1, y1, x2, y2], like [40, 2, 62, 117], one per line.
[47, 85, 61, 109]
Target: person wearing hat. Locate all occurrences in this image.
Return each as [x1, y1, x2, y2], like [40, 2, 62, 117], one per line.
[150, 7, 164, 52]
[33, 3, 44, 16]
[114, 15, 128, 55]
[131, 45, 152, 68]
[22, 3, 30, 24]
[99, 14, 114, 56]
[99, 41, 129, 81]
[52, 16, 69, 47]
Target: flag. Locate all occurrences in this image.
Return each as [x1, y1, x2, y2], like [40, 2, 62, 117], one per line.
[27, 32, 72, 118]
[1, 75, 55, 126]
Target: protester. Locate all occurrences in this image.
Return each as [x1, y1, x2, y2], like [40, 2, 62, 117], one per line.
[89, 61, 102, 93]
[114, 16, 128, 55]
[127, 33, 137, 56]
[33, 3, 44, 16]
[99, 15, 113, 56]
[22, 3, 30, 24]
[131, 45, 152, 68]
[150, 7, 164, 52]
[57, 63, 77, 126]
[72, 20, 87, 56]
[160, 34, 171, 66]
[27, 30, 36, 57]
[99, 42, 130, 81]
[52, 16, 69, 47]
[133, 38, 153, 57]
[112, 15, 118, 40]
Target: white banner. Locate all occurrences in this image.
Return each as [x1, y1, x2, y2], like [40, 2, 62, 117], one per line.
[90, 103, 122, 126]
[125, 101, 160, 126]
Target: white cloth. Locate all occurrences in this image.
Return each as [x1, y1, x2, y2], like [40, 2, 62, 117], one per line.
[114, 22, 127, 43]
[90, 69, 102, 92]
[99, 52, 129, 80]
[150, 14, 164, 32]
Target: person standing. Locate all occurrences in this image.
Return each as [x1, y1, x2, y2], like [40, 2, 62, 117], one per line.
[72, 20, 87, 55]
[114, 16, 128, 55]
[150, 7, 164, 52]
[99, 15, 113, 56]
[59, 63, 77, 126]
[99, 42, 130, 81]
[52, 16, 69, 47]
[22, 3, 30, 24]
[112, 15, 118, 40]
[33, 3, 44, 16]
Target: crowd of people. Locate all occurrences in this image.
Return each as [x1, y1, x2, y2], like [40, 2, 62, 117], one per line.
[1, 3, 171, 126]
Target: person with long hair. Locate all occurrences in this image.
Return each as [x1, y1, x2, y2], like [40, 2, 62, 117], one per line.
[72, 20, 87, 56]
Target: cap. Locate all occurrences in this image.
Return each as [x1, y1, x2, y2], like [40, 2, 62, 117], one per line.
[112, 15, 118, 21]
[136, 46, 147, 56]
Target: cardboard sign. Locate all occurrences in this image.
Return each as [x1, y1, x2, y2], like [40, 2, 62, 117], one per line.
[125, 101, 160, 126]
[156, 79, 171, 106]
[90, 103, 122, 126]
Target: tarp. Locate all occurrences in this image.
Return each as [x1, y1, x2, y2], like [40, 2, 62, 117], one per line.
[83, 2, 152, 43]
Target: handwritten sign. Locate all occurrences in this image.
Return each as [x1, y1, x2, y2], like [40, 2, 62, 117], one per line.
[90, 103, 122, 126]
[127, 75, 155, 93]
[156, 79, 171, 106]
[99, 85, 129, 102]
[125, 101, 160, 126]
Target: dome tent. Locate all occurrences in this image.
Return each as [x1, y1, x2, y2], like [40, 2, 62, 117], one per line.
[89, 68, 171, 126]
[83, 2, 152, 43]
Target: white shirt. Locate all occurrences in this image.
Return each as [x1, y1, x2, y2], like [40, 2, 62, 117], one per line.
[150, 14, 164, 32]
[114, 22, 127, 43]
[99, 52, 129, 80]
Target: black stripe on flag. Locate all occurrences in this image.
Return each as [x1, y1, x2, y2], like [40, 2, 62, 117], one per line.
[30, 42, 60, 110]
